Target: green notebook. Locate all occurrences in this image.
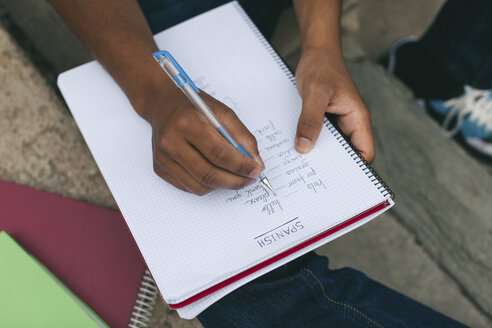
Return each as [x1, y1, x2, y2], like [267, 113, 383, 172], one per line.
[0, 231, 107, 327]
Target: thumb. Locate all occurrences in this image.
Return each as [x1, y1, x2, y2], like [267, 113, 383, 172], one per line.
[295, 97, 326, 153]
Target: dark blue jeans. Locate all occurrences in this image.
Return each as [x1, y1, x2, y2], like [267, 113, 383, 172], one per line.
[138, 0, 289, 40]
[198, 252, 465, 327]
[138, 1, 470, 326]
[421, 0, 492, 89]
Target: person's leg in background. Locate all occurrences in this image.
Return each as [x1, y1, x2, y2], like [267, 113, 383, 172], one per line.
[421, 0, 492, 90]
[137, 0, 288, 39]
[198, 252, 466, 328]
[388, 0, 492, 159]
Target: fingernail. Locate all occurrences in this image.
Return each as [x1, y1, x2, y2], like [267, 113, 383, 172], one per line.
[254, 156, 265, 169]
[246, 178, 257, 186]
[296, 137, 313, 153]
[248, 168, 262, 179]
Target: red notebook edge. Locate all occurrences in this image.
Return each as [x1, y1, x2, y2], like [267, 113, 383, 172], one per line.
[167, 200, 391, 309]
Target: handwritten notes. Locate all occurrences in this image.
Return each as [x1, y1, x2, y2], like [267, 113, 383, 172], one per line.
[221, 119, 328, 217]
[195, 76, 242, 115]
[195, 75, 330, 217]
[195, 74, 328, 215]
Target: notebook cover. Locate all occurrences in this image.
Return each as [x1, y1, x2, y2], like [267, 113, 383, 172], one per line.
[0, 180, 146, 328]
[0, 232, 104, 327]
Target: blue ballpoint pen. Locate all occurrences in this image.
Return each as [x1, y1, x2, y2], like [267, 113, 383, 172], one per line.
[152, 50, 276, 195]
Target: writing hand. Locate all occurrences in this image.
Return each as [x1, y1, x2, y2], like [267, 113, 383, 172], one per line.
[294, 49, 375, 162]
[143, 87, 265, 195]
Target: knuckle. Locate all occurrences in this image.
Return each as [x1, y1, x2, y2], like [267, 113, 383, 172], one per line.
[217, 107, 237, 121]
[210, 144, 229, 164]
[302, 83, 320, 95]
[219, 105, 235, 116]
[158, 134, 173, 151]
[226, 109, 238, 119]
[355, 103, 371, 117]
[174, 112, 193, 131]
[303, 83, 332, 99]
[154, 150, 166, 164]
[152, 163, 170, 180]
[160, 171, 171, 180]
[152, 162, 160, 174]
[197, 168, 218, 186]
[300, 117, 321, 131]
[233, 178, 254, 190]
[192, 186, 212, 196]
[244, 134, 258, 147]
[236, 161, 253, 176]
[358, 105, 370, 115]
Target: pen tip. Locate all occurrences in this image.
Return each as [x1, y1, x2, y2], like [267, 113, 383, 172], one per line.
[261, 177, 276, 196]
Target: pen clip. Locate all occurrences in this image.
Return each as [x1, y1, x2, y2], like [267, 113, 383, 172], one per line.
[152, 50, 200, 93]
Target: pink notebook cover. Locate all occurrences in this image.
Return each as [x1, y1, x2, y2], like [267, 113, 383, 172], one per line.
[0, 180, 146, 327]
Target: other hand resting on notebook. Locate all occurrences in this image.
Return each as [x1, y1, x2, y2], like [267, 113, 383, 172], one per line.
[293, 0, 375, 162]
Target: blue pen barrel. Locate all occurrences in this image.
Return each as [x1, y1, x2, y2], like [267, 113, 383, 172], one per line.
[236, 145, 253, 159]
[217, 126, 239, 148]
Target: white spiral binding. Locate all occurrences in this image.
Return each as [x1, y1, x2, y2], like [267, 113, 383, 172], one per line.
[235, 2, 394, 200]
[128, 270, 159, 328]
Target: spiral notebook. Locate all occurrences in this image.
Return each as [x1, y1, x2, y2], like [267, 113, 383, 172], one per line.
[58, 1, 395, 319]
[0, 180, 158, 328]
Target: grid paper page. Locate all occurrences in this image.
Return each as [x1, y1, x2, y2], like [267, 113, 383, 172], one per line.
[58, 1, 391, 309]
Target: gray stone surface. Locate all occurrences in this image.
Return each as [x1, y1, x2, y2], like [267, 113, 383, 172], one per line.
[352, 0, 446, 59]
[0, 26, 112, 208]
[0, 0, 91, 75]
[0, 0, 491, 327]
[149, 302, 202, 328]
[349, 61, 492, 319]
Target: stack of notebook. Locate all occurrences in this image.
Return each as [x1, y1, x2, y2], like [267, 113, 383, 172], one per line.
[0, 180, 158, 327]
